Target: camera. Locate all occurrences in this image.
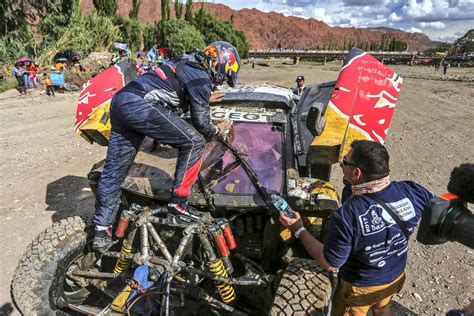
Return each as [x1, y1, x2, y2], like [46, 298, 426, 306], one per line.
[417, 163, 474, 249]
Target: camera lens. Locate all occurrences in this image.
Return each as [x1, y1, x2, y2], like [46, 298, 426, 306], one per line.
[439, 202, 474, 249]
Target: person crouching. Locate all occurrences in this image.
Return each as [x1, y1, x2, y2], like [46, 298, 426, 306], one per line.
[42, 73, 55, 96]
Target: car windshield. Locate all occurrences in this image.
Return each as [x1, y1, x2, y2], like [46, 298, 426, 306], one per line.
[200, 122, 284, 195]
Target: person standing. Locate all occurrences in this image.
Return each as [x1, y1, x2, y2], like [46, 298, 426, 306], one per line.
[292, 75, 305, 96]
[93, 41, 241, 249]
[22, 63, 31, 89]
[12, 63, 26, 94]
[29, 63, 38, 88]
[280, 140, 435, 316]
[443, 62, 450, 75]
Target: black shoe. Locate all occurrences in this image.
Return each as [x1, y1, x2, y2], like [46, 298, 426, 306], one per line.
[167, 203, 210, 224]
[93, 227, 113, 250]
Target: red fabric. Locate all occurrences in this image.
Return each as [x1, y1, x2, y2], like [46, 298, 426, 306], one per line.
[153, 67, 168, 80]
[29, 65, 37, 80]
[174, 158, 203, 197]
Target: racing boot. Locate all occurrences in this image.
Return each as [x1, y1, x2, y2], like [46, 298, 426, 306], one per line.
[93, 226, 114, 250]
[167, 202, 211, 224]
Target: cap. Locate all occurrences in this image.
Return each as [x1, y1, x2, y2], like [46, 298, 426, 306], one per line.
[296, 75, 305, 82]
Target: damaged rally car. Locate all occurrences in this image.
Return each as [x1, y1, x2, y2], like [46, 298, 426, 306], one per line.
[12, 48, 402, 315]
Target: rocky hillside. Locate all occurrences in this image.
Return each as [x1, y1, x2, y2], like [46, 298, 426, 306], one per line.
[80, 0, 440, 51]
[449, 29, 474, 54]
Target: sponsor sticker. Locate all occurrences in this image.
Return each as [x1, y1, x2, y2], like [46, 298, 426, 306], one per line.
[211, 107, 276, 122]
[359, 205, 392, 236]
[358, 198, 416, 236]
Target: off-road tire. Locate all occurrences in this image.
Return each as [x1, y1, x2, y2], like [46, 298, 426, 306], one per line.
[11, 216, 92, 315]
[270, 258, 332, 315]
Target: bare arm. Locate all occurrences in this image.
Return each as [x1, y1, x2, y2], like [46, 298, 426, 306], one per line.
[279, 212, 338, 272]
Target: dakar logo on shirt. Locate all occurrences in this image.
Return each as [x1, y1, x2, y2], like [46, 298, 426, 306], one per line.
[358, 198, 416, 236]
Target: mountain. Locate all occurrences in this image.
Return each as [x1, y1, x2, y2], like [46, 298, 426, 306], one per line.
[80, 0, 440, 51]
[449, 29, 474, 55]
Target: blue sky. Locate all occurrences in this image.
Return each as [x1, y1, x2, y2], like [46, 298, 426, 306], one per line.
[203, 0, 474, 42]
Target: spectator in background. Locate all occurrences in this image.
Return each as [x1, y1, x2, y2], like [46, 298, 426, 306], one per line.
[110, 53, 119, 66]
[22, 62, 31, 89]
[12, 63, 26, 95]
[443, 62, 450, 75]
[136, 58, 146, 76]
[29, 63, 38, 88]
[42, 73, 55, 96]
[147, 46, 157, 64]
[292, 75, 305, 96]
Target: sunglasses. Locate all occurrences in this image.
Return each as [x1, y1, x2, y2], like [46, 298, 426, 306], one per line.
[339, 156, 358, 169]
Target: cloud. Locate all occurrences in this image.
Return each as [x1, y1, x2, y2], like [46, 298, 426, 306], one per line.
[389, 12, 403, 22]
[311, 7, 334, 24]
[343, 0, 384, 5]
[419, 21, 447, 29]
[407, 27, 423, 33]
[431, 34, 460, 42]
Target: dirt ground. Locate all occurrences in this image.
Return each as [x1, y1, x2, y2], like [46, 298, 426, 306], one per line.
[0, 62, 472, 315]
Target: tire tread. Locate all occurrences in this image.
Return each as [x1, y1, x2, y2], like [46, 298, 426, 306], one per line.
[11, 216, 88, 315]
[270, 258, 332, 316]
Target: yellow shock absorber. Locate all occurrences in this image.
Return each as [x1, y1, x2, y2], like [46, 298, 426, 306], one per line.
[208, 259, 236, 303]
[114, 240, 133, 273]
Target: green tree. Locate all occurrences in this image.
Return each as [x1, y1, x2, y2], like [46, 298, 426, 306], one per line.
[175, 0, 184, 19]
[185, 0, 193, 21]
[155, 19, 205, 56]
[1, 0, 64, 37]
[379, 36, 386, 51]
[129, 0, 143, 19]
[161, 0, 170, 20]
[143, 24, 155, 49]
[388, 37, 395, 51]
[115, 15, 143, 52]
[93, 0, 117, 16]
[191, 9, 250, 58]
[37, 3, 118, 65]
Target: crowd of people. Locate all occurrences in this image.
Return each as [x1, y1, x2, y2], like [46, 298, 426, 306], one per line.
[9, 54, 86, 96]
[12, 62, 39, 95]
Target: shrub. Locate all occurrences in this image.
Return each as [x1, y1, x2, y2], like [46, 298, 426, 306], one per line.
[192, 9, 249, 58]
[0, 77, 18, 93]
[154, 20, 205, 56]
[114, 16, 143, 53]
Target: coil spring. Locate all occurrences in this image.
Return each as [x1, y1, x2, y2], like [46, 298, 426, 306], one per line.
[208, 259, 236, 303]
[114, 242, 133, 273]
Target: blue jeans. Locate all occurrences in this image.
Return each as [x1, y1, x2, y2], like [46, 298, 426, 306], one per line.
[22, 74, 30, 89]
[94, 91, 206, 227]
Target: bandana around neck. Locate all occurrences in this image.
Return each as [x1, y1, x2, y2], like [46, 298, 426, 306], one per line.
[352, 176, 391, 195]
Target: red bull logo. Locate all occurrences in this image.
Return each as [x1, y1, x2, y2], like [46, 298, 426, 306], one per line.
[310, 49, 402, 163]
[330, 51, 402, 152]
[74, 65, 125, 132]
[223, 48, 239, 74]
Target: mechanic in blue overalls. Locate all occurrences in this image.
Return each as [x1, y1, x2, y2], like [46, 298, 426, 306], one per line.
[93, 41, 241, 249]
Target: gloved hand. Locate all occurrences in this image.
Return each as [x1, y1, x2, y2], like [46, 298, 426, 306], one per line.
[215, 120, 235, 143]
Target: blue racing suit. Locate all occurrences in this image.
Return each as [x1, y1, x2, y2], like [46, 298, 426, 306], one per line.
[94, 60, 219, 227]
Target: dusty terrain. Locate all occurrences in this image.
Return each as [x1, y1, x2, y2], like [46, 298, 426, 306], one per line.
[0, 63, 473, 315]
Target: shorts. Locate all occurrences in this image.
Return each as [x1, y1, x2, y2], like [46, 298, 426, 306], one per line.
[331, 273, 405, 316]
